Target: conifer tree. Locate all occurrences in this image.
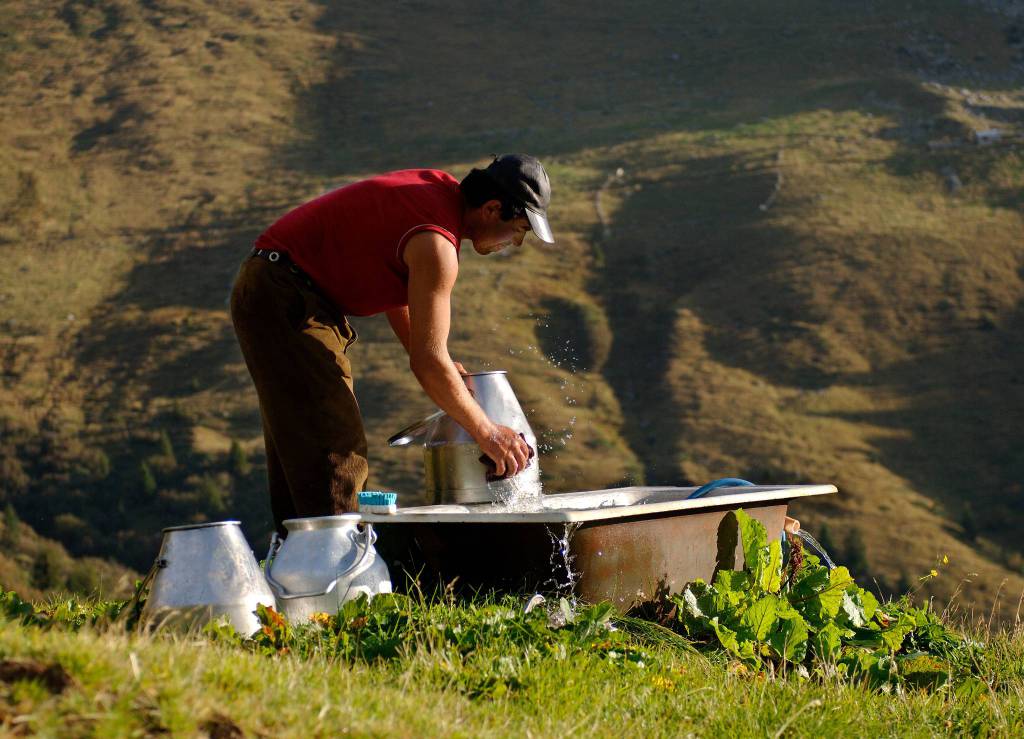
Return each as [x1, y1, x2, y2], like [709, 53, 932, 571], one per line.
[140, 461, 157, 497]
[158, 430, 177, 469]
[228, 440, 251, 478]
[198, 475, 228, 513]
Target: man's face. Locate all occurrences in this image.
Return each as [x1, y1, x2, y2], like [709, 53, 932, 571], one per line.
[471, 200, 531, 255]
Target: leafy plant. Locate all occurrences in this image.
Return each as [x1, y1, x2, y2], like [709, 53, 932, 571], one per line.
[672, 509, 982, 689]
[201, 594, 654, 699]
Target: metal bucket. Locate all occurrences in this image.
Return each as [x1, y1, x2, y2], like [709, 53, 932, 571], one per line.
[140, 521, 274, 636]
[265, 514, 392, 624]
[389, 371, 541, 504]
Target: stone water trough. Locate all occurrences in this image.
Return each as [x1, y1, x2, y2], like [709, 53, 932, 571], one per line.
[361, 484, 836, 612]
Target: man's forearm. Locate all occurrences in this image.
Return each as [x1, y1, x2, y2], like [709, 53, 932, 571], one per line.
[410, 353, 491, 440]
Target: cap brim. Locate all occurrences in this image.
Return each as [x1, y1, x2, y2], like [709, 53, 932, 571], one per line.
[526, 209, 555, 244]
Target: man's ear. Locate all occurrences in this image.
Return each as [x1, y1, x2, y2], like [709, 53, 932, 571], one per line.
[483, 199, 503, 221]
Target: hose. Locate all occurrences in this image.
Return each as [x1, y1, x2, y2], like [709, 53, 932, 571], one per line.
[687, 477, 755, 499]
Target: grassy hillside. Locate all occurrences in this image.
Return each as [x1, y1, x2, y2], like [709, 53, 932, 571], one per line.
[1, 0, 1023, 611]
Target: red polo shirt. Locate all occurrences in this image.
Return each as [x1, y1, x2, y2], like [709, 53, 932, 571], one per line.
[254, 169, 464, 316]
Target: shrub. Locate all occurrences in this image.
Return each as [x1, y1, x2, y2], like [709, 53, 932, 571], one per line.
[54, 513, 91, 550]
[65, 562, 100, 595]
[228, 440, 251, 478]
[197, 475, 229, 514]
[31, 549, 63, 590]
[2, 504, 20, 545]
[0, 452, 30, 493]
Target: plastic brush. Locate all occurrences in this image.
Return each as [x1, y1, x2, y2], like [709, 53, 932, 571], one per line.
[358, 491, 398, 515]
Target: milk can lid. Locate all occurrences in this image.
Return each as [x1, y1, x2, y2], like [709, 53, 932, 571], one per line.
[161, 520, 241, 533]
[282, 513, 362, 531]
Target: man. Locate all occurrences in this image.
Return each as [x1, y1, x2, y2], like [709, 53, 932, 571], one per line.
[231, 154, 553, 535]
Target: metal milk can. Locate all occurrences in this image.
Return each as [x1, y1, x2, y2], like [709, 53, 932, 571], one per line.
[389, 371, 541, 504]
[264, 514, 392, 624]
[140, 521, 275, 636]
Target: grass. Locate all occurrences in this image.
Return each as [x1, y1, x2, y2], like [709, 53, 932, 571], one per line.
[0, 590, 1021, 737]
[2, 514, 1021, 736]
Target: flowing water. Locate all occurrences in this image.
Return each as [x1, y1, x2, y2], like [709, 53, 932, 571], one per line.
[795, 529, 837, 570]
[544, 521, 582, 596]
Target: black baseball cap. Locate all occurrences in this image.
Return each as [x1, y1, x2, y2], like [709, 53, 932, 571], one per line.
[483, 154, 554, 243]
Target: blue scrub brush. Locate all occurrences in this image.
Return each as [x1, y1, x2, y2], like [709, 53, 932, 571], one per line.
[358, 491, 398, 515]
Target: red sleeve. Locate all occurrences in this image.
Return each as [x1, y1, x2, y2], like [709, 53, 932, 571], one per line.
[396, 224, 460, 266]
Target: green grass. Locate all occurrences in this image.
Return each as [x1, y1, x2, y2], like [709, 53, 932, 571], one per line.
[3, 513, 1022, 736]
[0, 592, 1021, 737]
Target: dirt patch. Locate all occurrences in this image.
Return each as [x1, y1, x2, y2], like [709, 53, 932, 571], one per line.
[0, 659, 74, 694]
[201, 712, 245, 738]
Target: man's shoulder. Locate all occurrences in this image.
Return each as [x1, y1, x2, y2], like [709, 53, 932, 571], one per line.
[372, 168, 459, 188]
[404, 230, 460, 290]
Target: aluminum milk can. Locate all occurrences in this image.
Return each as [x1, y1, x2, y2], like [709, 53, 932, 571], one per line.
[140, 521, 275, 636]
[389, 371, 541, 504]
[264, 514, 392, 624]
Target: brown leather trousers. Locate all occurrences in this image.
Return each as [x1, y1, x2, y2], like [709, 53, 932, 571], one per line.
[230, 255, 367, 537]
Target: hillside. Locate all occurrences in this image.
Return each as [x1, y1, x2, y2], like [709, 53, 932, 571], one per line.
[1, 0, 1023, 610]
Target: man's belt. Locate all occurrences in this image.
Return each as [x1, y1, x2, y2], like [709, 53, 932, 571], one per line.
[250, 248, 316, 289]
[248, 247, 357, 346]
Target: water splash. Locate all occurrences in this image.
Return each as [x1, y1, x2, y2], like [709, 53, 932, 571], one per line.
[795, 529, 837, 570]
[544, 522, 582, 596]
[490, 473, 544, 512]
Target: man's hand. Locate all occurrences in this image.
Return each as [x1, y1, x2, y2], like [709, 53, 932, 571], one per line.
[453, 361, 468, 375]
[477, 423, 532, 478]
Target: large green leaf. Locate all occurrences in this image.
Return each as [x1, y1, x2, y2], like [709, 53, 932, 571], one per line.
[714, 570, 750, 607]
[813, 566, 854, 620]
[859, 589, 879, 622]
[714, 569, 750, 594]
[734, 509, 783, 594]
[710, 618, 761, 668]
[840, 591, 866, 628]
[740, 595, 779, 641]
[757, 540, 783, 594]
[812, 622, 843, 661]
[735, 510, 766, 567]
[792, 564, 830, 599]
[769, 610, 809, 663]
[829, 566, 854, 590]
[880, 613, 915, 653]
[710, 617, 741, 654]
